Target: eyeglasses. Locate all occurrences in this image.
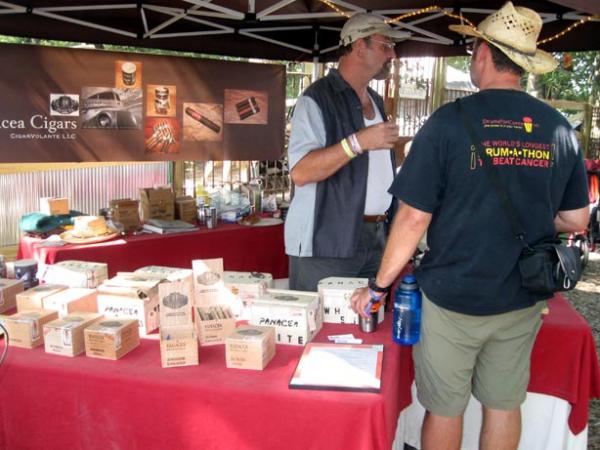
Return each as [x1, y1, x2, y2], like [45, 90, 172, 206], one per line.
[466, 41, 480, 56]
[369, 38, 396, 51]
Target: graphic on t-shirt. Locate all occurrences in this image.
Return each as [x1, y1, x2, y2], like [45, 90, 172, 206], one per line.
[482, 117, 538, 133]
[522, 117, 533, 133]
[481, 139, 552, 168]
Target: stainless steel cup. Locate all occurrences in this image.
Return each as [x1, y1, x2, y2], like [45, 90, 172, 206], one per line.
[359, 310, 378, 333]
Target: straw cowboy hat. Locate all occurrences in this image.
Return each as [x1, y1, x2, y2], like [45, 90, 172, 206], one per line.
[449, 1, 558, 74]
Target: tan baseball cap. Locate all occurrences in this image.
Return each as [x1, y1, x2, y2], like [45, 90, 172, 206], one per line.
[339, 13, 410, 47]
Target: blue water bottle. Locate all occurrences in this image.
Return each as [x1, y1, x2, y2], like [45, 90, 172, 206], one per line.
[393, 274, 422, 345]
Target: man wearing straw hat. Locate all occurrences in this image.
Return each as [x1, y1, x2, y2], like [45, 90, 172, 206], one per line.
[285, 14, 408, 291]
[352, 2, 589, 448]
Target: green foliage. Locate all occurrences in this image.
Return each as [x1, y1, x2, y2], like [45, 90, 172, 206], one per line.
[447, 55, 470, 73]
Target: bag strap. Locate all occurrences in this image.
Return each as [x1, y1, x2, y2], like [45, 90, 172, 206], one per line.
[455, 98, 530, 250]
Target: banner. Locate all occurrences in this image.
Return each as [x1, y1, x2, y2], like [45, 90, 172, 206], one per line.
[0, 44, 286, 162]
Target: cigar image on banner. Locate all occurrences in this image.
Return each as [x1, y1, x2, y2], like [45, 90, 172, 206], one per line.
[235, 97, 260, 120]
[185, 107, 221, 133]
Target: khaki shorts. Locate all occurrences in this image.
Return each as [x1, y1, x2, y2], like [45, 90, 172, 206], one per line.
[413, 295, 546, 417]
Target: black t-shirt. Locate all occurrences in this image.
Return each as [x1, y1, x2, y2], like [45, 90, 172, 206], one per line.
[391, 89, 589, 315]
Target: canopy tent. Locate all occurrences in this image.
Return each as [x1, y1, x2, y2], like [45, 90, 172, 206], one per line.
[0, 1, 598, 62]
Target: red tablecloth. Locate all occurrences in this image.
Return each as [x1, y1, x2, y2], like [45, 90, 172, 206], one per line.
[0, 296, 596, 449]
[528, 295, 600, 434]
[0, 320, 411, 450]
[18, 223, 288, 279]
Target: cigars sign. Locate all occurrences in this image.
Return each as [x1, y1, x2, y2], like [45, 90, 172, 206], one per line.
[0, 44, 285, 162]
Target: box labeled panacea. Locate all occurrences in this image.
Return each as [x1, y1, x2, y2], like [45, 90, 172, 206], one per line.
[195, 305, 235, 346]
[97, 273, 161, 334]
[318, 277, 383, 324]
[158, 278, 194, 328]
[225, 325, 275, 370]
[16, 284, 66, 312]
[43, 312, 104, 357]
[84, 318, 139, 360]
[192, 258, 225, 307]
[160, 325, 198, 368]
[0, 309, 59, 348]
[42, 287, 98, 318]
[0, 278, 24, 313]
[250, 289, 323, 346]
[38, 260, 108, 288]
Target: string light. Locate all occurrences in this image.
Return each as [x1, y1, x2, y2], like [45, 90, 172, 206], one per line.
[318, 0, 597, 46]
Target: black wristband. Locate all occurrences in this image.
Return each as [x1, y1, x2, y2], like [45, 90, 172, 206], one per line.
[368, 277, 388, 293]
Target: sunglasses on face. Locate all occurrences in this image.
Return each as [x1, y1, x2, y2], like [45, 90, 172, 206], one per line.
[369, 38, 396, 51]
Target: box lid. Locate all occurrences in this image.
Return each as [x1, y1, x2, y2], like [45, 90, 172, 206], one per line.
[255, 289, 318, 308]
[86, 318, 136, 333]
[135, 266, 192, 280]
[45, 312, 103, 329]
[45, 288, 96, 303]
[224, 271, 273, 285]
[317, 277, 368, 293]
[102, 273, 163, 289]
[227, 325, 273, 342]
[0, 278, 24, 290]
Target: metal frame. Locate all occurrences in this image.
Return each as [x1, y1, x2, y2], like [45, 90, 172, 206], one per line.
[0, 1, 595, 59]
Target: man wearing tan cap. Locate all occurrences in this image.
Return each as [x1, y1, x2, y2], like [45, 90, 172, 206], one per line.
[352, 2, 589, 449]
[285, 14, 407, 291]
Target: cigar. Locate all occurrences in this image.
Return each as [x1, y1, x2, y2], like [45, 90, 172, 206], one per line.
[185, 107, 221, 133]
[235, 97, 260, 120]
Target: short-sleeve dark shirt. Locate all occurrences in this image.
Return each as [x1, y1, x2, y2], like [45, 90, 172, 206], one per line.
[390, 89, 589, 315]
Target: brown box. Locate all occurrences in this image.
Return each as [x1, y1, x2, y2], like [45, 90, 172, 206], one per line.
[195, 306, 235, 346]
[0, 278, 25, 313]
[158, 278, 193, 328]
[110, 198, 140, 232]
[139, 187, 175, 222]
[0, 309, 59, 348]
[16, 284, 67, 312]
[160, 325, 199, 368]
[225, 325, 276, 370]
[43, 288, 98, 318]
[175, 196, 197, 224]
[40, 197, 69, 215]
[43, 312, 104, 357]
[84, 319, 140, 360]
[192, 258, 224, 307]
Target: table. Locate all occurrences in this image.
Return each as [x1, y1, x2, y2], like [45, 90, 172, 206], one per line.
[18, 223, 288, 279]
[0, 320, 411, 450]
[0, 296, 597, 450]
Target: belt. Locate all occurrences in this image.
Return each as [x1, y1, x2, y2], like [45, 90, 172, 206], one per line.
[363, 214, 387, 223]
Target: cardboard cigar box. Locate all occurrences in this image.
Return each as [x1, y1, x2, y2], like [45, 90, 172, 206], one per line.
[160, 325, 199, 368]
[109, 198, 140, 232]
[42, 288, 98, 318]
[134, 265, 193, 282]
[192, 258, 225, 307]
[84, 319, 139, 360]
[139, 187, 175, 222]
[250, 289, 323, 346]
[175, 196, 197, 224]
[223, 271, 273, 319]
[225, 325, 275, 370]
[195, 305, 235, 346]
[158, 278, 193, 328]
[16, 284, 67, 312]
[97, 273, 161, 334]
[317, 277, 385, 325]
[43, 312, 104, 357]
[40, 197, 69, 215]
[0, 278, 25, 313]
[0, 309, 59, 348]
[38, 260, 108, 288]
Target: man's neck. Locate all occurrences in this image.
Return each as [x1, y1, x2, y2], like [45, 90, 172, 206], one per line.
[478, 72, 522, 91]
[337, 58, 371, 100]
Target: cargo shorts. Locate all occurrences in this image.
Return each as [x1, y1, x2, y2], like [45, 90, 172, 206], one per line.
[413, 295, 546, 417]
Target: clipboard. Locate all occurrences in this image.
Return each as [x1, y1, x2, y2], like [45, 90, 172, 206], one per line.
[289, 342, 384, 393]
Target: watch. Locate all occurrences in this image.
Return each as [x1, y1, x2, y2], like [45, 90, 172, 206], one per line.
[368, 277, 388, 293]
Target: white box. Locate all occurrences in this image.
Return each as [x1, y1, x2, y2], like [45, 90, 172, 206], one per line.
[223, 271, 273, 318]
[250, 289, 323, 346]
[43, 312, 104, 357]
[192, 258, 225, 307]
[40, 197, 69, 215]
[42, 288, 98, 318]
[158, 278, 194, 328]
[97, 273, 161, 334]
[39, 260, 108, 288]
[134, 265, 193, 282]
[317, 277, 384, 324]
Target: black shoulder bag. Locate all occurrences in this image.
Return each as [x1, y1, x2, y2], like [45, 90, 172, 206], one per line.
[455, 99, 582, 294]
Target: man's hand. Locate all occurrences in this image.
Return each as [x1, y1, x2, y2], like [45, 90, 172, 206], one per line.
[350, 287, 387, 318]
[355, 122, 400, 151]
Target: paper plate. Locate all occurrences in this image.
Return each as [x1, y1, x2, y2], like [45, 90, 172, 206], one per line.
[60, 230, 120, 245]
[247, 217, 284, 227]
